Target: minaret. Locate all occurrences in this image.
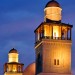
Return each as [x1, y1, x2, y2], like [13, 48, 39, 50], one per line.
[4, 48, 24, 75]
[34, 0, 73, 75]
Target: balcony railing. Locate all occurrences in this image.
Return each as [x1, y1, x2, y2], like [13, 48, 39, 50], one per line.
[43, 36, 71, 40]
[35, 36, 71, 44]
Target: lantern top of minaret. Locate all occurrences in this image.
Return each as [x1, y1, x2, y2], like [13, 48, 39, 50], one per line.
[45, 0, 60, 8]
[9, 48, 18, 53]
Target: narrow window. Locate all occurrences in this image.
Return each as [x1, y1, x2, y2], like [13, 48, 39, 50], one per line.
[57, 59, 59, 65]
[54, 59, 56, 65]
[53, 32, 56, 39]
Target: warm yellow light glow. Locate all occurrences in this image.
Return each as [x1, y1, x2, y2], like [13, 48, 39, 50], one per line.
[44, 25, 50, 36]
[53, 46, 71, 68]
[53, 26, 59, 38]
[44, 7, 62, 21]
[44, 25, 52, 37]
[8, 53, 18, 63]
[4, 73, 23, 75]
[8, 65, 12, 72]
[13, 65, 17, 72]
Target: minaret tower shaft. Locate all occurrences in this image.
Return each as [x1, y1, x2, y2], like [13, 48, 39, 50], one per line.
[34, 0, 73, 75]
[4, 48, 24, 75]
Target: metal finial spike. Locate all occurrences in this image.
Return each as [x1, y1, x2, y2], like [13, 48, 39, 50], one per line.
[12, 48, 15, 49]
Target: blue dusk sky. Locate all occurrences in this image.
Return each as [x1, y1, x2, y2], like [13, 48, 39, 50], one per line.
[0, 0, 75, 75]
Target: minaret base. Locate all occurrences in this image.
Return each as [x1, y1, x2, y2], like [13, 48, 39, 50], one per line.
[37, 73, 72, 75]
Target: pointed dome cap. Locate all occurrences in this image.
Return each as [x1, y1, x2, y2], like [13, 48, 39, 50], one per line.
[9, 48, 18, 53]
[45, 0, 60, 8]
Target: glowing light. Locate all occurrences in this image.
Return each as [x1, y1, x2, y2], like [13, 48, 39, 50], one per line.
[13, 65, 17, 72]
[44, 7, 62, 21]
[44, 25, 50, 36]
[53, 26, 59, 38]
[8, 53, 18, 63]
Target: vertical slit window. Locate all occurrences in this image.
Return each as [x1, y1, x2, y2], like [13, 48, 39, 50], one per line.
[54, 59, 56, 65]
[57, 59, 59, 65]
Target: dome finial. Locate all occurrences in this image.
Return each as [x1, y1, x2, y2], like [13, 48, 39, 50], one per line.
[9, 48, 18, 53]
[45, 0, 60, 8]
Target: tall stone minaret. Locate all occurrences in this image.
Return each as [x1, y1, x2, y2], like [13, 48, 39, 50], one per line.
[34, 0, 73, 75]
[4, 48, 24, 75]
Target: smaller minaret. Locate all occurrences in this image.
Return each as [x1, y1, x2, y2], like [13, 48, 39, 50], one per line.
[4, 48, 24, 75]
